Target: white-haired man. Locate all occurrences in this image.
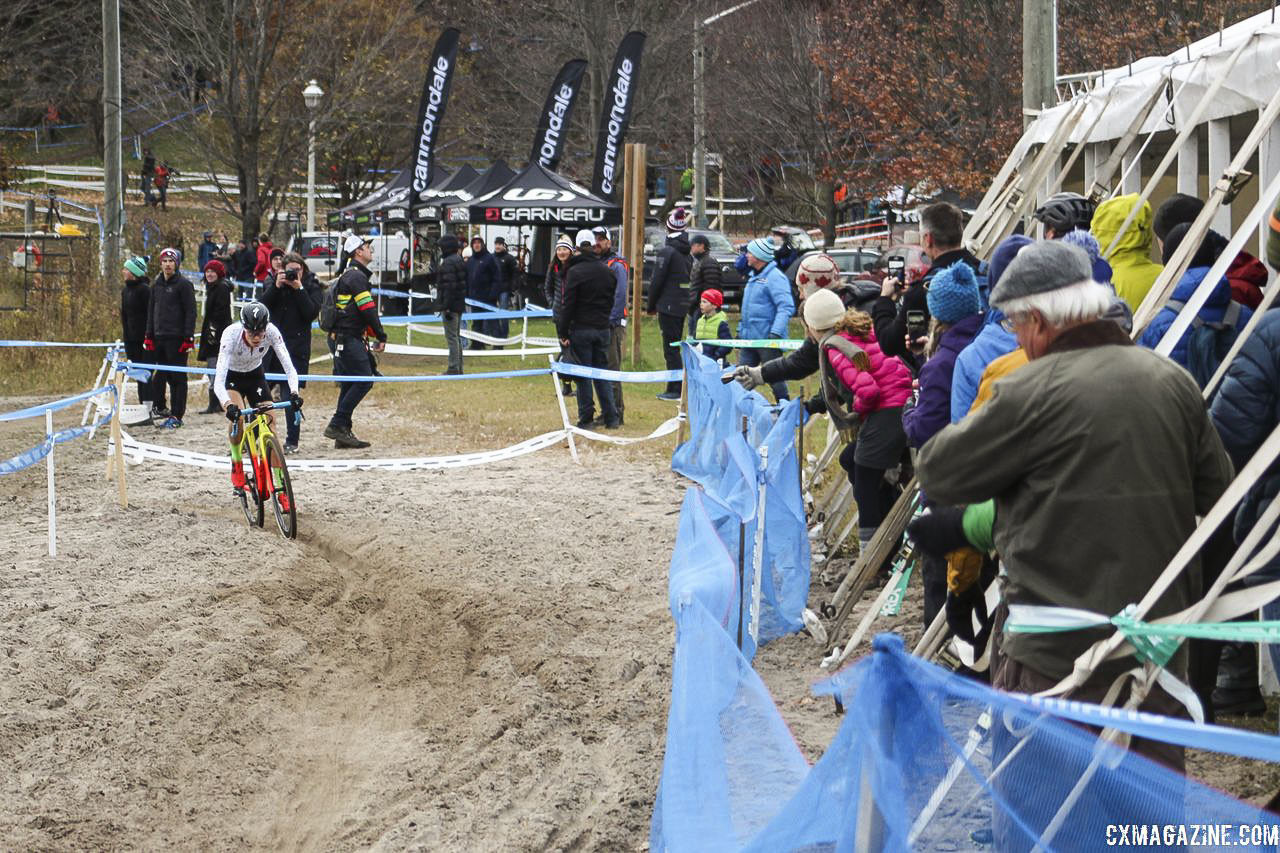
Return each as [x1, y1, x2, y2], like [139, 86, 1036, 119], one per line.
[917, 240, 1233, 773]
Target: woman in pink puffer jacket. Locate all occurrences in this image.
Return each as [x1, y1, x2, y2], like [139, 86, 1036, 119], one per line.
[804, 289, 913, 555]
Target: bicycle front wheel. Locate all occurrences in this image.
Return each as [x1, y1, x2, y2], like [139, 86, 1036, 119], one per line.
[264, 435, 297, 539]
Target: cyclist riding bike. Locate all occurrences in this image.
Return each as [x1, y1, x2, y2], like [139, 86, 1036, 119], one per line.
[214, 302, 303, 490]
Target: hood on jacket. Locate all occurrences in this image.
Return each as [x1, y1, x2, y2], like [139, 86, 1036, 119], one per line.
[1171, 265, 1232, 309]
[1091, 193, 1154, 256]
[666, 233, 691, 255]
[1228, 250, 1267, 288]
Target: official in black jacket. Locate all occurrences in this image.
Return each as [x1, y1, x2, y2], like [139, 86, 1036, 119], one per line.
[436, 234, 468, 374]
[324, 235, 387, 449]
[558, 232, 621, 429]
[144, 247, 197, 424]
[120, 255, 153, 404]
[492, 236, 519, 339]
[647, 213, 693, 399]
[262, 252, 322, 450]
[196, 259, 234, 413]
[687, 235, 723, 335]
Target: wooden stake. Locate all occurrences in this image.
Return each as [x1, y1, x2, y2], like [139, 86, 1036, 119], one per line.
[111, 367, 128, 507]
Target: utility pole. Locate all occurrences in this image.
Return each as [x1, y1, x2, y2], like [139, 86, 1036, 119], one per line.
[1022, 0, 1057, 128]
[692, 20, 707, 228]
[101, 0, 124, 279]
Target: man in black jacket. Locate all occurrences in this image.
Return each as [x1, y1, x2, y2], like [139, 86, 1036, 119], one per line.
[687, 234, 722, 335]
[492, 236, 519, 340]
[120, 255, 153, 405]
[647, 207, 693, 399]
[196, 259, 234, 413]
[324, 235, 387, 449]
[144, 247, 196, 427]
[465, 236, 500, 349]
[870, 202, 979, 372]
[436, 234, 468, 374]
[262, 252, 322, 451]
[231, 240, 256, 289]
[558, 231, 621, 429]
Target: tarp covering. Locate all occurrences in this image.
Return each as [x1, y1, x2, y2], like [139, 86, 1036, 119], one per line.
[464, 161, 621, 227]
[1029, 15, 1280, 145]
[432, 161, 518, 224]
[411, 164, 480, 219]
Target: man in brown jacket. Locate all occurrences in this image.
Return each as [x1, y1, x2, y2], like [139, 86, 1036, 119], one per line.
[918, 241, 1233, 766]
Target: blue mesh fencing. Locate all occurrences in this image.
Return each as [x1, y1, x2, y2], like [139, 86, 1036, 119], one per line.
[655, 343, 1280, 851]
[671, 344, 808, 649]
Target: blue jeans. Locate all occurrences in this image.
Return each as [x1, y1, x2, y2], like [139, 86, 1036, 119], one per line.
[328, 334, 373, 429]
[737, 345, 789, 402]
[569, 327, 618, 425]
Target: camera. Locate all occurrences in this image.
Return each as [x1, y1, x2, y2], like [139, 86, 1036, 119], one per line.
[284, 269, 298, 281]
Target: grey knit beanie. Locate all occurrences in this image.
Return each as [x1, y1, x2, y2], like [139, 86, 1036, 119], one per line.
[989, 240, 1093, 306]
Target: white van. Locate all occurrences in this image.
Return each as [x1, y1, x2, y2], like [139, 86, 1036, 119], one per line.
[287, 230, 411, 283]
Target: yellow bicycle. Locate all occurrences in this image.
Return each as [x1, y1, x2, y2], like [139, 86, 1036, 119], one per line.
[231, 400, 298, 539]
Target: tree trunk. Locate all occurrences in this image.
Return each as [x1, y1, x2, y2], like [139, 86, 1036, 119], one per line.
[821, 180, 837, 248]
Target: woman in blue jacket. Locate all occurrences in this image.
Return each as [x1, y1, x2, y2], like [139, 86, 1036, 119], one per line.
[736, 237, 795, 402]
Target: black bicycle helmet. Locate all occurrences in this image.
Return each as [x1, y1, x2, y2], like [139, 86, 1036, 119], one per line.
[1033, 191, 1097, 234]
[241, 301, 270, 332]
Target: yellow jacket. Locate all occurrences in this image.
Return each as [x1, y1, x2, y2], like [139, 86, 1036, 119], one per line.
[968, 348, 1029, 414]
[1091, 193, 1163, 311]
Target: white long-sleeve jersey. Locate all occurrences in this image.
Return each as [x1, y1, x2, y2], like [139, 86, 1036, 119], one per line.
[212, 322, 299, 406]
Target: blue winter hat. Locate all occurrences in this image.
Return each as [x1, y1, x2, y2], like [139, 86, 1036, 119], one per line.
[746, 237, 775, 262]
[926, 262, 981, 324]
[988, 234, 1034, 290]
[1059, 228, 1101, 263]
[123, 255, 149, 277]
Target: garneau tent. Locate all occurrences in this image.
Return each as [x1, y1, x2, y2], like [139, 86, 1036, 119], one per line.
[411, 164, 480, 221]
[422, 161, 517, 224]
[327, 167, 453, 228]
[462, 161, 621, 227]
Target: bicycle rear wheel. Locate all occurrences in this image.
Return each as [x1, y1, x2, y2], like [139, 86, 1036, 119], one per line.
[264, 435, 297, 539]
[240, 447, 265, 528]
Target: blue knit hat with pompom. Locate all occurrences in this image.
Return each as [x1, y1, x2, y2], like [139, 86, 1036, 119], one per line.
[926, 262, 982, 324]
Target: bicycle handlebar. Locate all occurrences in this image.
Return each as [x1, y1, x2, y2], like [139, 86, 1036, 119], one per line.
[236, 400, 296, 417]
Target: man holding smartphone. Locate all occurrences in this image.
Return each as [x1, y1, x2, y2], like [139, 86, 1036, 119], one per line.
[871, 203, 980, 372]
[324, 235, 387, 449]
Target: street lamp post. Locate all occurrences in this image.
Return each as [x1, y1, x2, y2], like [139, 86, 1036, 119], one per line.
[302, 79, 324, 232]
[692, 0, 768, 229]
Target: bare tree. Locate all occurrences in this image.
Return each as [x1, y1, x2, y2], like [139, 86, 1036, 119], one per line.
[130, 0, 428, 240]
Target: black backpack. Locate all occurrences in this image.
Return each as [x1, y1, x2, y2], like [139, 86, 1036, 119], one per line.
[1167, 298, 1242, 388]
[318, 283, 339, 333]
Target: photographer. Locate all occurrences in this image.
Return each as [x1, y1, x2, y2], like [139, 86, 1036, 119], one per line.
[262, 252, 322, 453]
[870, 202, 979, 373]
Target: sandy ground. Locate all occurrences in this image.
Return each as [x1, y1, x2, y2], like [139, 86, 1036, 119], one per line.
[2, 396, 1278, 850]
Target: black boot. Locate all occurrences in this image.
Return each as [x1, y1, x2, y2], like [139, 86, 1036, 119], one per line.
[1213, 641, 1266, 716]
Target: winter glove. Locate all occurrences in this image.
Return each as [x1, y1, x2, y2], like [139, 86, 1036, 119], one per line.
[288, 392, 304, 411]
[945, 583, 988, 645]
[804, 395, 827, 416]
[907, 506, 968, 560]
[442, 310, 454, 322]
[734, 364, 764, 390]
[225, 402, 240, 421]
[945, 546, 984, 594]
[142, 337, 155, 351]
[178, 337, 194, 353]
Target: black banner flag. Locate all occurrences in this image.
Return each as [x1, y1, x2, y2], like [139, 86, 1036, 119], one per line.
[529, 59, 588, 172]
[590, 31, 646, 200]
[411, 27, 461, 203]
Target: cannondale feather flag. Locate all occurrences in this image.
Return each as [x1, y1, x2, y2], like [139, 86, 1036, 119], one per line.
[529, 59, 588, 172]
[590, 31, 646, 201]
[411, 27, 461, 204]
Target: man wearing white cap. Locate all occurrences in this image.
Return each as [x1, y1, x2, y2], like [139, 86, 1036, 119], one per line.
[323, 234, 386, 449]
[594, 225, 629, 424]
[556, 230, 621, 429]
[736, 235, 795, 402]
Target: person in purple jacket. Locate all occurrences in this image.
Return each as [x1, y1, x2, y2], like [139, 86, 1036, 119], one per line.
[902, 260, 984, 626]
[904, 262, 985, 449]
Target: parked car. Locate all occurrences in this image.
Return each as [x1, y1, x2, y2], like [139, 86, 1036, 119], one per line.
[641, 225, 746, 307]
[287, 232, 340, 278]
[286, 230, 411, 284]
[825, 247, 883, 281]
